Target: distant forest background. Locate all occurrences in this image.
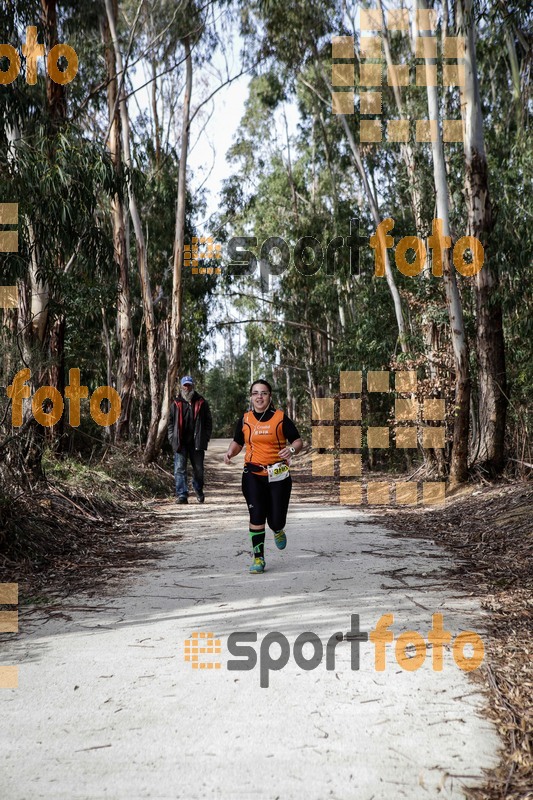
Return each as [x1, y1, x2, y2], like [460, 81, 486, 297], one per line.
[1, 0, 531, 488]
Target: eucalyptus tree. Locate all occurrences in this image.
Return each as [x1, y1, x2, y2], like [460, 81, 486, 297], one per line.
[101, 0, 135, 440]
[457, 0, 508, 474]
[0, 0, 118, 474]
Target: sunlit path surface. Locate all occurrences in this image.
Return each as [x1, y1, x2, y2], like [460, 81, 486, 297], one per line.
[1, 441, 499, 800]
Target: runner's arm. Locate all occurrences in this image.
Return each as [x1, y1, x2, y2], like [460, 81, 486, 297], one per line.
[278, 438, 303, 460]
[224, 440, 243, 464]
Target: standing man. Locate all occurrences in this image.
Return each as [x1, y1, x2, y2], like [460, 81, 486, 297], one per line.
[168, 376, 213, 504]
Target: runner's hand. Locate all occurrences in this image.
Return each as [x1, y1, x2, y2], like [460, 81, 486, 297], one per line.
[224, 453, 232, 465]
[277, 447, 291, 460]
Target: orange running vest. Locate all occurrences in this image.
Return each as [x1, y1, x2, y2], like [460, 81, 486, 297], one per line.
[243, 409, 286, 474]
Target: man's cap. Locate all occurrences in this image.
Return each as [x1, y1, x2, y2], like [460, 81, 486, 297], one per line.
[181, 376, 194, 386]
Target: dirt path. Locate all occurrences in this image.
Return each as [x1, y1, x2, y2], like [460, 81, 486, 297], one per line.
[1, 440, 500, 799]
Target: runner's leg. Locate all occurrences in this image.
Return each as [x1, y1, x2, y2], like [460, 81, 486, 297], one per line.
[242, 471, 269, 564]
[266, 475, 292, 533]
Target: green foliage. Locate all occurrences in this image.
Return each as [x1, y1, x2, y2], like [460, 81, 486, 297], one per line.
[205, 352, 251, 436]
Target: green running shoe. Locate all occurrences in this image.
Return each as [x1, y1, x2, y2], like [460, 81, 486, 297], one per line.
[249, 556, 266, 574]
[274, 530, 287, 550]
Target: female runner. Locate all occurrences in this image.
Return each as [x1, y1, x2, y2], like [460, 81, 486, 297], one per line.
[224, 379, 303, 573]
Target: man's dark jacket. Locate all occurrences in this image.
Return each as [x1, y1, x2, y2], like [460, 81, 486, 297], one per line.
[168, 392, 213, 453]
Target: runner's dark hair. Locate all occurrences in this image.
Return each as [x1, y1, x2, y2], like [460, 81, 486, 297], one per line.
[250, 378, 272, 394]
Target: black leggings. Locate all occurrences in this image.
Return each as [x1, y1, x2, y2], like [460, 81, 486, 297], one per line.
[242, 470, 292, 531]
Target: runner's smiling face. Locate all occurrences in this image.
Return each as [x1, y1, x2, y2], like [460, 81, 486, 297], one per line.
[250, 383, 271, 414]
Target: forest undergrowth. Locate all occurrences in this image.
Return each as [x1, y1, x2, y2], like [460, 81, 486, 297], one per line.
[1, 445, 531, 798]
[380, 480, 533, 800]
[0, 444, 175, 601]
[294, 450, 532, 800]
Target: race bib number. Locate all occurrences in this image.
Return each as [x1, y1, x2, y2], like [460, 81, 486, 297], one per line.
[267, 462, 290, 483]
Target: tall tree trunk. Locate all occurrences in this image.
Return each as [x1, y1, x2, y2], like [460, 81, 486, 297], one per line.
[283, 108, 299, 225]
[8, 121, 47, 479]
[378, 0, 440, 404]
[377, 0, 423, 231]
[101, 6, 135, 440]
[41, 0, 66, 122]
[104, 0, 160, 462]
[151, 57, 162, 169]
[312, 55, 408, 350]
[457, 0, 507, 475]
[339, 112, 408, 351]
[42, 0, 67, 433]
[499, 2, 523, 132]
[418, 0, 470, 482]
[49, 316, 66, 445]
[101, 306, 113, 440]
[155, 35, 192, 454]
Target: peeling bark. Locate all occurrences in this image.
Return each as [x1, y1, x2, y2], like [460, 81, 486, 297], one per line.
[102, 6, 136, 441]
[457, 0, 507, 474]
[104, 0, 160, 462]
[417, 0, 470, 482]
